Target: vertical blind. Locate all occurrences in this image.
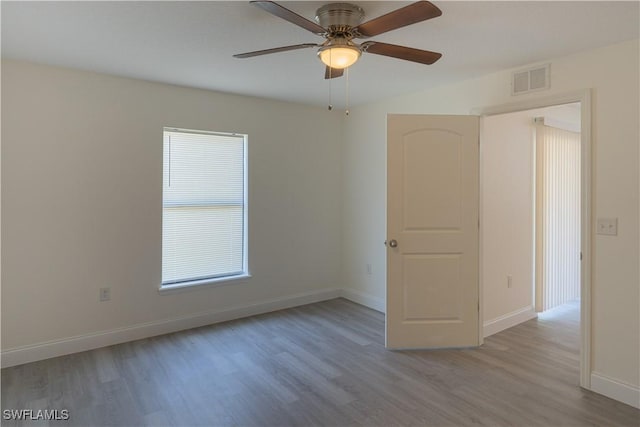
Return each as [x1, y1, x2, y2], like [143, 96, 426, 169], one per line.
[535, 120, 580, 311]
[162, 128, 247, 285]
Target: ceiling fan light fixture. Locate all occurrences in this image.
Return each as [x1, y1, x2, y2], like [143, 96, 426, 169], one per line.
[318, 45, 361, 69]
[236, 1, 444, 78]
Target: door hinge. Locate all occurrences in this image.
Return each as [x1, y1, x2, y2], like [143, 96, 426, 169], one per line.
[478, 300, 480, 312]
[580, 251, 583, 261]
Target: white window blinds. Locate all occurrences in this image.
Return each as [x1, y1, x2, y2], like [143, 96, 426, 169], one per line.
[535, 120, 580, 311]
[162, 128, 247, 285]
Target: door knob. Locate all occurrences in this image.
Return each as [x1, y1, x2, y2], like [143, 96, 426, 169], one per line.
[388, 239, 398, 248]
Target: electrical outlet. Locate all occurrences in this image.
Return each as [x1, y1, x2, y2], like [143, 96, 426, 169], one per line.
[366, 263, 372, 275]
[597, 218, 618, 236]
[507, 275, 513, 289]
[99, 287, 111, 302]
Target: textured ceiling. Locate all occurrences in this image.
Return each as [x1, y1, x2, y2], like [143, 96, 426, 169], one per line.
[2, 1, 638, 107]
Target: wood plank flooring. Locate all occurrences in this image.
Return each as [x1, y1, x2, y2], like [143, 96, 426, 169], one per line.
[2, 298, 639, 426]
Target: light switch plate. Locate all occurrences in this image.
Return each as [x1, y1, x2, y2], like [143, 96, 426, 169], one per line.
[597, 218, 618, 236]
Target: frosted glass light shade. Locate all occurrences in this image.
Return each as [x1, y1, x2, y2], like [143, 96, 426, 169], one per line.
[318, 46, 361, 69]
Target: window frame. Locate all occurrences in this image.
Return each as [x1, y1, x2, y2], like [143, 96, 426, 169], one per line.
[159, 127, 250, 293]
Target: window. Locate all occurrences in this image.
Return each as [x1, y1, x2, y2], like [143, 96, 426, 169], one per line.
[161, 128, 248, 289]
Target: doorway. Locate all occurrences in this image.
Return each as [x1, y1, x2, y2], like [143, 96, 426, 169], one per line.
[482, 102, 581, 335]
[477, 91, 592, 388]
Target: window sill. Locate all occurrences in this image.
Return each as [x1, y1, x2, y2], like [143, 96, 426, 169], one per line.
[159, 273, 251, 295]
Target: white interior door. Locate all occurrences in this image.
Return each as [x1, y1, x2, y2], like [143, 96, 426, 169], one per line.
[386, 114, 479, 349]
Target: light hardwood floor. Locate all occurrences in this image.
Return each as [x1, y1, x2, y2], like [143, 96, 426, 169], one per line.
[2, 298, 639, 426]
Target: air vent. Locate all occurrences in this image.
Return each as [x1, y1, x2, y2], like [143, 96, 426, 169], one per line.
[512, 64, 550, 95]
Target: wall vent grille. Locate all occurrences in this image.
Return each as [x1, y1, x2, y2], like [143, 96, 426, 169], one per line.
[512, 64, 550, 95]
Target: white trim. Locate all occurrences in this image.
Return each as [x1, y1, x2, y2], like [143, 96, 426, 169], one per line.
[483, 306, 538, 337]
[474, 89, 592, 389]
[591, 372, 640, 409]
[579, 93, 593, 389]
[477, 114, 485, 346]
[340, 288, 385, 313]
[159, 273, 252, 294]
[472, 90, 589, 117]
[1, 287, 341, 368]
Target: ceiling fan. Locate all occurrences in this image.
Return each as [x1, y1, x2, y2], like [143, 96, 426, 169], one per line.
[234, 0, 443, 79]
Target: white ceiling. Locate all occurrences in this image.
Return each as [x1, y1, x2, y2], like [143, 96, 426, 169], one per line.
[2, 1, 638, 107]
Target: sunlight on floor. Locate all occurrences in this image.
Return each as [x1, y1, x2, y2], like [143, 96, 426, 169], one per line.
[538, 299, 580, 321]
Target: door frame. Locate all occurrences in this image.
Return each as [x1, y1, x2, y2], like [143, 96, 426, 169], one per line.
[473, 89, 592, 389]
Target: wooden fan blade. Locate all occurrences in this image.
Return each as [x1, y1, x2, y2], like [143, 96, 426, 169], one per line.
[251, 1, 326, 35]
[362, 42, 442, 65]
[324, 66, 344, 79]
[355, 1, 442, 38]
[234, 43, 318, 58]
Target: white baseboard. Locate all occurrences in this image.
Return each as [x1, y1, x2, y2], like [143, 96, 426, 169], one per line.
[1, 287, 341, 368]
[483, 306, 538, 337]
[340, 288, 385, 313]
[591, 372, 640, 409]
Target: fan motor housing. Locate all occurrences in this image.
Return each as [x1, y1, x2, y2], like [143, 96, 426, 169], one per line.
[315, 3, 365, 31]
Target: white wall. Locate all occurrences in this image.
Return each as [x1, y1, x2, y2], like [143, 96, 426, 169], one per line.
[341, 39, 639, 398]
[482, 111, 536, 332]
[1, 60, 343, 357]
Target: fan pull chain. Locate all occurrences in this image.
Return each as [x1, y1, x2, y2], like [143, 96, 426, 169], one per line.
[345, 67, 350, 116]
[328, 77, 333, 111]
[328, 50, 333, 111]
